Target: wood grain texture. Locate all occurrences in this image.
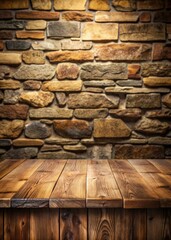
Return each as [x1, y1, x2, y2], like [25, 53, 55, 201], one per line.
[149, 160, 171, 174]
[87, 160, 122, 207]
[129, 159, 160, 173]
[12, 160, 66, 208]
[60, 208, 87, 240]
[50, 160, 87, 208]
[88, 208, 115, 240]
[0, 159, 24, 180]
[30, 209, 59, 240]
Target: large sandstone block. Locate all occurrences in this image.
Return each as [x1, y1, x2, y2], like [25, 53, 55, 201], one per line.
[93, 118, 131, 138]
[47, 22, 80, 38]
[26, 20, 46, 30]
[82, 23, 118, 41]
[143, 77, 171, 87]
[0, 53, 21, 65]
[31, 0, 51, 10]
[4, 90, 20, 104]
[112, 0, 136, 11]
[0, 120, 24, 139]
[0, 80, 21, 90]
[137, 0, 164, 10]
[95, 43, 152, 61]
[22, 51, 45, 64]
[95, 11, 139, 22]
[109, 109, 142, 120]
[0, 0, 29, 9]
[81, 63, 127, 80]
[56, 63, 79, 80]
[0, 105, 29, 120]
[16, 31, 45, 39]
[62, 11, 93, 21]
[13, 138, 44, 147]
[30, 107, 73, 119]
[153, 43, 171, 61]
[61, 40, 92, 50]
[74, 109, 108, 119]
[53, 120, 92, 138]
[16, 11, 59, 20]
[162, 93, 171, 108]
[32, 40, 60, 50]
[142, 63, 171, 77]
[42, 80, 82, 92]
[120, 23, 165, 41]
[126, 94, 161, 108]
[54, 0, 86, 10]
[88, 0, 110, 10]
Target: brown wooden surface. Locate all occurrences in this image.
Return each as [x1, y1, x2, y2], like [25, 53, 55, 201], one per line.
[0, 159, 170, 208]
[0, 209, 3, 240]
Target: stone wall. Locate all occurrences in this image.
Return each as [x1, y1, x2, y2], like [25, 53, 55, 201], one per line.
[0, 0, 171, 159]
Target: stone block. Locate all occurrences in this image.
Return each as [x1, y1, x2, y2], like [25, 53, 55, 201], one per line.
[31, 0, 51, 10]
[4, 90, 20, 104]
[47, 22, 80, 38]
[126, 94, 161, 108]
[139, 12, 151, 22]
[2, 148, 38, 159]
[42, 80, 82, 92]
[32, 40, 60, 50]
[0, 104, 29, 120]
[26, 20, 46, 30]
[144, 77, 171, 87]
[0, 21, 25, 30]
[25, 121, 51, 139]
[142, 63, 171, 77]
[54, 0, 86, 10]
[162, 93, 171, 108]
[16, 11, 59, 20]
[0, 120, 24, 139]
[88, 0, 110, 10]
[22, 51, 45, 64]
[0, 11, 13, 19]
[137, 0, 164, 10]
[13, 138, 44, 147]
[153, 43, 171, 61]
[0, 53, 21, 65]
[6, 40, 31, 50]
[74, 109, 108, 119]
[112, 0, 136, 11]
[29, 107, 73, 119]
[0, 31, 13, 39]
[0, 0, 29, 9]
[16, 31, 45, 39]
[0, 80, 21, 90]
[61, 40, 92, 50]
[62, 11, 93, 21]
[23, 81, 41, 90]
[56, 63, 79, 80]
[95, 11, 139, 22]
[109, 109, 142, 120]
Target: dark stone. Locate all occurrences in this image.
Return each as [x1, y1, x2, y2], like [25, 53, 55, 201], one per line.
[0, 31, 14, 39]
[1, 147, 38, 159]
[6, 40, 31, 50]
[0, 11, 13, 19]
[154, 12, 171, 23]
[47, 22, 80, 38]
[142, 63, 171, 77]
[0, 21, 25, 29]
[126, 94, 161, 109]
[25, 121, 51, 139]
[0, 139, 11, 147]
[0, 104, 29, 120]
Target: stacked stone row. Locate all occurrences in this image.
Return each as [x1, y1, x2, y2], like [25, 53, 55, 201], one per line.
[0, 0, 171, 159]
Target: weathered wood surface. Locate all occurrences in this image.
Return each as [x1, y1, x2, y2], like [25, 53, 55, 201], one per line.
[0, 159, 170, 208]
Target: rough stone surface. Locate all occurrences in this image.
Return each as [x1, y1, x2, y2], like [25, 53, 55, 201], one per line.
[162, 93, 171, 108]
[31, 0, 51, 10]
[19, 91, 54, 108]
[62, 11, 93, 21]
[109, 109, 142, 120]
[74, 109, 108, 119]
[37, 151, 80, 159]
[0, 21, 24, 30]
[22, 51, 45, 64]
[56, 63, 79, 80]
[13, 138, 44, 147]
[54, 0, 86, 10]
[16, 11, 59, 20]
[46, 51, 94, 63]
[61, 40, 92, 50]
[68, 93, 119, 109]
[115, 144, 165, 159]
[32, 40, 60, 50]
[139, 12, 151, 22]
[14, 64, 55, 80]
[0, 41, 3, 50]
[4, 90, 20, 104]
[0, 120, 24, 139]
[30, 107, 73, 119]
[81, 63, 127, 80]
[0, 139, 11, 147]
[128, 64, 141, 79]
[116, 80, 142, 87]
[23, 81, 41, 90]
[154, 12, 171, 23]
[25, 121, 51, 139]
[95, 43, 152, 61]
[0, 53, 21, 65]
[137, 0, 164, 10]
[105, 87, 170, 94]
[89, 0, 110, 10]
[0, 105, 29, 120]
[112, 0, 136, 11]
[0, 80, 21, 90]
[16, 31, 45, 40]
[82, 23, 118, 41]
[95, 11, 139, 22]
[6, 40, 31, 50]
[126, 94, 161, 109]
[47, 22, 80, 38]
[120, 23, 165, 41]
[87, 144, 112, 159]
[26, 20, 46, 30]
[0, 91, 3, 101]
[146, 109, 171, 119]
[0, 0, 29, 9]
[0, 11, 13, 19]
[135, 117, 169, 135]
[153, 44, 171, 61]
[40, 144, 62, 152]
[1, 148, 38, 159]
[144, 77, 171, 87]
[142, 63, 171, 77]
[53, 120, 92, 139]
[42, 80, 82, 92]
[0, 66, 17, 79]
[84, 80, 115, 87]
[149, 137, 171, 145]
[45, 137, 79, 145]
[56, 93, 67, 107]
[0, 31, 13, 40]
[64, 144, 87, 152]
[94, 118, 131, 138]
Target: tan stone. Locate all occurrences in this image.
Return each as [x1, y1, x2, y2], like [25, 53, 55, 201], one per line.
[149, 137, 171, 145]
[40, 145, 62, 152]
[47, 51, 94, 63]
[82, 23, 118, 41]
[126, 94, 161, 108]
[95, 11, 139, 22]
[42, 80, 82, 92]
[93, 118, 131, 138]
[112, 0, 136, 11]
[105, 87, 169, 94]
[56, 63, 79, 80]
[54, 0, 86, 10]
[62, 11, 93, 21]
[144, 77, 171, 87]
[19, 91, 54, 107]
[13, 138, 44, 147]
[26, 20, 46, 30]
[22, 51, 45, 64]
[109, 109, 142, 120]
[128, 64, 141, 79]
[32, 40, 60, 51]
[23, 81, 41, 90]
[16, 31, 45, 39]
[145, 109, 171, 119]
[95, 43, 151, 61]
[0, 80, 21, 90]
[0, 104, 29, 120]
[0, 120, 24, 139]
[0, 0, 29, 9]
[139, 12, 151, 22]
[45, 137, 79, 145]
[120, 23, 165, 41]
[16, 11, 59, 20]
[31, 0, 51, 10]
[142, 63, 171, 77]
[74, 109, 108, 119]
[61, 40, 92, 50]
[29, 107, 73, 119]
[64, 144, 87, 152]
[89, 0, 110, 10]
[0, 53, 21, 65]
[162, 93, 171, 108]
[153, 43, 171, 61]
[137, 0, 164, 10]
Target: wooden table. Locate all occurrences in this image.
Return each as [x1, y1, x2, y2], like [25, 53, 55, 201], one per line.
[0, 159, 171, 239]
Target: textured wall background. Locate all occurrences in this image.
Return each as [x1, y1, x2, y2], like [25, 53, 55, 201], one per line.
[0, 0, 171, 159]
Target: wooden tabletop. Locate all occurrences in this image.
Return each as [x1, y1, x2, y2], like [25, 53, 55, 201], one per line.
[0, 159, 171, 209]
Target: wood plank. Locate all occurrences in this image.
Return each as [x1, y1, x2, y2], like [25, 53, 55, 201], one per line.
[60, 209, 87, 240]
[0, 159, 43, 208]
[30, 209, 59, 240]
[108, 160, 136, 173]
[149, 159, 171, 174]
[87, 160, 122, 208]
[132, 209, 147, 240]
[147, 209, 171, 240]
[110, 161, 160, 208]
[4, 209, 30, 240]
[129, 159, 160, 173]
[88, 208, 115, 240]
[12, 160, 66, 208]
[0, 159, 25, 179]
[0, 209, 3, 240]
[50, 160, 87, 208]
